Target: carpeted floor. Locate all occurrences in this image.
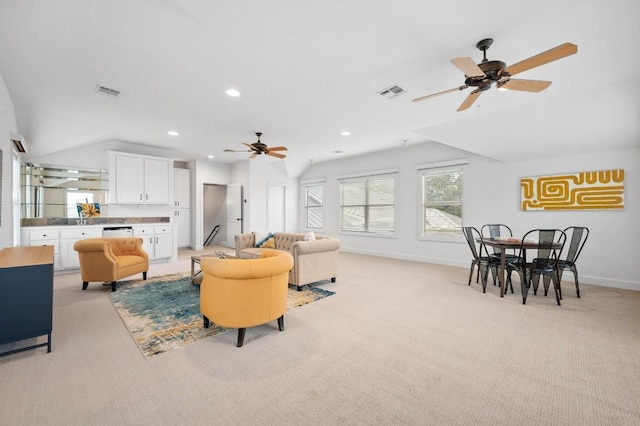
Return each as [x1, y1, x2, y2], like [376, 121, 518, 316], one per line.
[1, 247, 639, 425]
[108, 272, 334, 359]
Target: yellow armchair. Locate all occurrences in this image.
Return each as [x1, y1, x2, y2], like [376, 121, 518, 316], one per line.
[200, 250, 294, 347]
[73, 237, 149, 292]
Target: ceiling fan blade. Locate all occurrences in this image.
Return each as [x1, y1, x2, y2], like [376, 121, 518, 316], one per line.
[266, 146, 288, 151]
[451, 57, 485, 77]
[243, 142, 260, 152]
[499, 78, 552, 92]
[249, 153, 258, 159]
[224, 148, 250, 152]
[266, 151, 286, 159]
[412, 85, 468, 103]
[504, 42, 577, 76]
[457, 89, 483, 111]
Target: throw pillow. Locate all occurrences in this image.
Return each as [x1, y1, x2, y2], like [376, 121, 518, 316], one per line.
[304, 231, 316, 241]
[253, 231, 270, 247]
[255, 232, 275, 248]
[258, 235, 276, 248]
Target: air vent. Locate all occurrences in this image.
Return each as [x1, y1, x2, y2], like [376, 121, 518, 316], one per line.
[10, 133, 27, 153]
[96, 85, 121, 97]
[377, 84, 406, 99]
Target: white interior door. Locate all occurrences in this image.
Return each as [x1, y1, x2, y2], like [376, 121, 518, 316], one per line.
[226, 184, 243, 246]
[267, 183, 285, 232]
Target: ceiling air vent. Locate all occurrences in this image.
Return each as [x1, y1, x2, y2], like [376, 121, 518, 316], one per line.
[96, 85, 121, 97]
[377, 84, 406, 99]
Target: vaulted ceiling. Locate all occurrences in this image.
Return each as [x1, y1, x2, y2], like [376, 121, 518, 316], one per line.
[1, 1, 638, 176]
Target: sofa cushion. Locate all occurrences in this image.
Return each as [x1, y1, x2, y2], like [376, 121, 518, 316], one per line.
[303, 231, 316, 241]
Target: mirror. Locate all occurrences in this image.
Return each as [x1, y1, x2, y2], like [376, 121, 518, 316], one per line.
[21, 163, 109, 218]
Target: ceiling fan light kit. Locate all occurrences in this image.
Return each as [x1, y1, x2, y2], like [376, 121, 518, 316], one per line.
[224, 132, 288, 159]
[413, 38, 577, 111]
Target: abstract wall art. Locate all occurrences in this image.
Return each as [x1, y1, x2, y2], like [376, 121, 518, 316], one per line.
[521, 169, 624, 211]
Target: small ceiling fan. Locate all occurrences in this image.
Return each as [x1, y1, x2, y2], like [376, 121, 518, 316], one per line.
[224, 132, 288, 159]
[412, 38, 577, 111]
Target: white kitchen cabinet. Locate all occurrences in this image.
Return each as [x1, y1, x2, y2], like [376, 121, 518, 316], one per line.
[173, 168, 190, 208]
[174, 208, 191, 248]
[173, 168, 191, 248]
[114, 153, 171, 204]
[27, 229, 60, 269]
[133, 225, 173, 260]
[59, 227, 103, 269]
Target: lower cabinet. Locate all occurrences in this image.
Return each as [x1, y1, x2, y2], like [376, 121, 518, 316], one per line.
[133, 225, 173, 260]
[22, 223, 176, 270]
[59, 227, 103, 269]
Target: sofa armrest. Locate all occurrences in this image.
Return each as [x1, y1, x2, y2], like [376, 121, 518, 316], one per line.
[292, 238, 340, 255]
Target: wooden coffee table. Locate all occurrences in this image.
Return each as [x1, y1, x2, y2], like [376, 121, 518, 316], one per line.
[191, 250, 236, 285]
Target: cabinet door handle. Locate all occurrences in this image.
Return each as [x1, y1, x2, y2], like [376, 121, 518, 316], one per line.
[146, 194, 149, 200]
[149, 237, 153, 244]
[139, 194, 143, 200]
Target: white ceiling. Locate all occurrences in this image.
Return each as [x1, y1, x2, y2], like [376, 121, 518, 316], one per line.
[1, 0, 638, 176]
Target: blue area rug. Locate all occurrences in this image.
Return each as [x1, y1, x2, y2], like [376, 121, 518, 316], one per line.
[107, 273, 334, 359]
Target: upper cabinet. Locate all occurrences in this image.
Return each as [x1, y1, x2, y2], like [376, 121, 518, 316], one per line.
[110, 152, 172, 204]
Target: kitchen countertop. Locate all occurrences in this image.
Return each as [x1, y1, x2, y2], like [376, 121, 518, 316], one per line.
[21, 217, 171, 227]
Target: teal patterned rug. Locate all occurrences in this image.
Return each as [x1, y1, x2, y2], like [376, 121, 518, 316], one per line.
[107, 273, 334, 359]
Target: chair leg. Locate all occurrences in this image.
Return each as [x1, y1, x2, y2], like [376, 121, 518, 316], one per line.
[143, 271, 147, 280]
[552, 272, 561, 306]
[480, 264, 489, 293]
[237, 328, 246, 347]
[531, 274, 541, 296]
[82, 281, 89, 290]
[203, 315, 210, 328]
[277, 315, 285, 331]
[111, 281, 117, 292]
[571, 265, 580, 298]
[467, 263, 474, 286]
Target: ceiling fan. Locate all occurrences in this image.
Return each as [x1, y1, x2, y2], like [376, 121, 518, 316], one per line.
[224, 132, 288, 159]
[412, 38, 577, 111]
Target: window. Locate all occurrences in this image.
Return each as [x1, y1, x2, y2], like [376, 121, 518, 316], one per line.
[304, 183, 323, 229]
[340, 174, 395, 234]
[421, 168, 464, 237]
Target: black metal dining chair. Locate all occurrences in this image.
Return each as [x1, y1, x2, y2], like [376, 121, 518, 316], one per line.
[557, 226, 589, 298]
[506, 229, 566, 305]
[481, 224, 518, 291]
[462, 226, 497, 293]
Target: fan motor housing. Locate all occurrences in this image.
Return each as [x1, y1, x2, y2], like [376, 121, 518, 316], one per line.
[465, 60, 507, 88]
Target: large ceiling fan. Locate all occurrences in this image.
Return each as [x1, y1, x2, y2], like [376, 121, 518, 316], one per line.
[412, 38, 578, 111]
[224, 132, 288, 159]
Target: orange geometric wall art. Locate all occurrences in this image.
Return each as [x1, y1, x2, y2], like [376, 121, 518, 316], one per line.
[521, 169, 624, 211]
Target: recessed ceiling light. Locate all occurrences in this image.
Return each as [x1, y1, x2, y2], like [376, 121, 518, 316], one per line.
[207, 155, 215, 159]
[226, 89, 240, 97]
[340, 131, 350, 136]
[333, 150, 344, 154]
[168, 131, 179, 136]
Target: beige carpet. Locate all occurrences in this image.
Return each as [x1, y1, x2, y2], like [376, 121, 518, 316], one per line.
[1, 246, 639, 425]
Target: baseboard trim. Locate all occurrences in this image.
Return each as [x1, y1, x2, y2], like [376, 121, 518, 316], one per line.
[339, 248, 640, 291]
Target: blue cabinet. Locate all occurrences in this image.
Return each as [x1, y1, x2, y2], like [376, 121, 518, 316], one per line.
[0, 246, 54, 357]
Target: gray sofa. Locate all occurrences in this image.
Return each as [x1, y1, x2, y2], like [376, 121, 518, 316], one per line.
[235, 232, 340, 290]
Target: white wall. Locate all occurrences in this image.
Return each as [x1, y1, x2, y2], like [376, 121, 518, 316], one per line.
[299, 142, 640, 290]
[0, 73, 18, 248]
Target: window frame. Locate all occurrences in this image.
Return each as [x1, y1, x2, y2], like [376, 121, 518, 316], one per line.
[302, 181, 324, 231]
[338, 171, 397, 237]
[417, 161, 466, 241]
